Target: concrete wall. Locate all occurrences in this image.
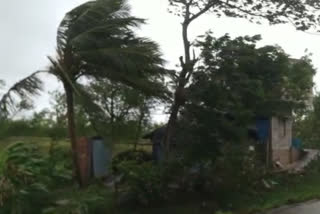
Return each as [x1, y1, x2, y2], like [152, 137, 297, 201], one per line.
[291, 147, 301, 163]
[272, 149, 291, 165]
[271, 117, 293, 166]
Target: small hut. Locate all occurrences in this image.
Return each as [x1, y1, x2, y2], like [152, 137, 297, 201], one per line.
[143, 126, 166, 162]
[254, 116, 302, 167]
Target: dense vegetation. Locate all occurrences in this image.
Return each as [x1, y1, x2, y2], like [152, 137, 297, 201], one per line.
[1, 0, 320, 213]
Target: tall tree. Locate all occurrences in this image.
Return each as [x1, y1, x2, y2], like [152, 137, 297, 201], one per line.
[46, 0, 165, 186]
[1, 0, 166, 186]
[163, 0, 320, 156]
[176, 34, 315, 162]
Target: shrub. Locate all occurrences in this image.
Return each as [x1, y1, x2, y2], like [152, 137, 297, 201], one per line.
[46, 140, 73, 186]
[0, 142, 50, 213]
[113, 151, 205, 206]
[42, 185, 108, 214]
[112, 149, 152, 173]
[116, 161, 167, 205]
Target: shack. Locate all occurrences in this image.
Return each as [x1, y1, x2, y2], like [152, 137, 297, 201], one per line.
[77, 136, 111, 185]
[254, 116, 303, 168]
[142, 126, 166, 162]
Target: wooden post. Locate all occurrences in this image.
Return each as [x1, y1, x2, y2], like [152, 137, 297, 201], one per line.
[77, 137, 91, 186]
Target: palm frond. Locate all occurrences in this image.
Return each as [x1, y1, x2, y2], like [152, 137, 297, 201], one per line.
[83, 64, 170, 100]
[57, 0, 144, 52]
[78, 35, 165, 82]
[52, 0, 167, 102]
[57, 1, 95, 50]
[0, 71, 43, 118]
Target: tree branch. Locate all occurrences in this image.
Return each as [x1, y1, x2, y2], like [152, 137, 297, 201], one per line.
[179, 56, 185, 67]
[286, 17, 320, 36]
[189, 1, 218, 23]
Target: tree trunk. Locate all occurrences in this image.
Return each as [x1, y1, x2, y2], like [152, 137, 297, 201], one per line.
[134, 109, 145, 151]
[64, 82, 83, 187]
[163, 101, 180, 158]
[163, 20, 191, 158]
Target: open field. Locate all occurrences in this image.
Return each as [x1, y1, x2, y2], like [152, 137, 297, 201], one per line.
[0, 136, 152, 154]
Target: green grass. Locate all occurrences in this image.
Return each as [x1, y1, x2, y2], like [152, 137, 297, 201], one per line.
[2, 136, 320, 214]
[230, 162, 320, 214]
[0, 136, 151, 155]
[119, 159, 320, 214]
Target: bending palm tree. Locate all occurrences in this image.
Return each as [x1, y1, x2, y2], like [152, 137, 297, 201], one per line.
[1, 0, 166, 186]
[48, 0, 165, 186]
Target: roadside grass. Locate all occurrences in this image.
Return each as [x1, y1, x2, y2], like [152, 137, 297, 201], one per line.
[122, 159, 320, 214]
[231, 160, 320, 214]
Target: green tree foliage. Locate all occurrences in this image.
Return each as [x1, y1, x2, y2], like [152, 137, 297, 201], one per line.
[195, 33, 315, 117]
[0, 114, 51, 139]
[50, 0, 165, 93]
[295, 94, 320, 148]
[0, 91, 92, 140]
[49, 91, 67, 127]
[176, 33, 315, 161]
[168, 0, 319, 29]
[51, 0, 165, 185]
[163, 0, 320, 156]
[30, 0, 166, 186]
[1, 0, 167, 187]
[0, 108, 65, 139]
[87, 79, 158, 142]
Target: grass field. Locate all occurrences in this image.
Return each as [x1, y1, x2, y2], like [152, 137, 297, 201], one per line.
[0, 136, 152, 155]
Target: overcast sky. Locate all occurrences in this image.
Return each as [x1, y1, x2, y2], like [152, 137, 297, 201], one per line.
[2, 0, 320, 122]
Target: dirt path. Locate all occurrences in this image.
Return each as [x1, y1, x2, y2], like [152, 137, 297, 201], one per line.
[267, 200, 320, 214]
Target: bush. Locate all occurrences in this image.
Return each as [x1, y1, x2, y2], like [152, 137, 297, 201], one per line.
[208, 142, 267, 208]
[46, 140, 73, 186]
[116, 161, 168, 205]
[0, 142, 51, 213]
[0, 141, 73, 213]
[112, 149, 152, 173]
[42, 185, 109, 214]
[113, 152, 208, 206]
